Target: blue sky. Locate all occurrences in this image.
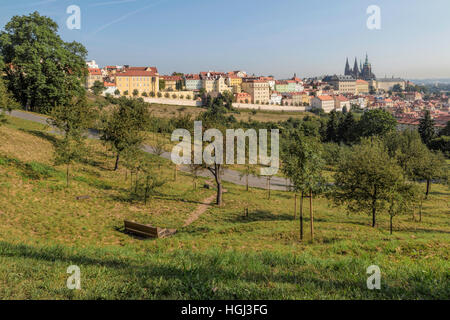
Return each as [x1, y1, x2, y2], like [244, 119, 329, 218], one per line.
[1, 0, 449, 79]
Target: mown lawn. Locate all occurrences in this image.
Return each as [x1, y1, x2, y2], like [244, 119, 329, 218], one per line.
[0, 116, 448, 299]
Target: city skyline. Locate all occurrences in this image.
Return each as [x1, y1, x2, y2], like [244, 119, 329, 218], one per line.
[1, 0, 450, 79]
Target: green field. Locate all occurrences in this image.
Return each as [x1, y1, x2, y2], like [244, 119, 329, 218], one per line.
[0, 116, 448, 299]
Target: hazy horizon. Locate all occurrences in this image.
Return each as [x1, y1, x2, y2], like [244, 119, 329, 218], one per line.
[1, 0, 450, 79]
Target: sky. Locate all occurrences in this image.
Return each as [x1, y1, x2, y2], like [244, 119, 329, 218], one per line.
[1, 0, 449, 79]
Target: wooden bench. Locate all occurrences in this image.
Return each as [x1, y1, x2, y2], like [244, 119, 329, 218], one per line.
[76, 195, 91, 200]
[124, 220, 176, 239]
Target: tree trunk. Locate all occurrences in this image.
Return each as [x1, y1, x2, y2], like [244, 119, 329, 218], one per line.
[425, 179, 430, 199]
[135, 171, 139, 193]
[246, 174, 249, 191]
[300, 192, 303, 241]
[267, 177, 271, 199]
[66, 164, 70, 187]
[217, 183, 223, 206]
[310, 190, 314, 242]
[419, 200, 423, 222]
[372, 186, 377, 228]
[174, 165, 178, 181]
[390, 216, 393, 235]
[144, 176, 150, 204]
[294, 194, 297, 220]
[114, 153, 120, 171]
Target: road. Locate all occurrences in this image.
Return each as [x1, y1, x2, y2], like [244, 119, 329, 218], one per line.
[7, 110, 292, 191]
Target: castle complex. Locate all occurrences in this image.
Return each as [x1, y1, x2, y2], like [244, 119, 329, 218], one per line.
[344, 54, 376, 81]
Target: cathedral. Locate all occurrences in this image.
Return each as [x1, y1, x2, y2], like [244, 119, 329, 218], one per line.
[344, 54, 376, 81]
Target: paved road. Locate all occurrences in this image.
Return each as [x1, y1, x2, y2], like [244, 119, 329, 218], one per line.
[7, 110, 292, 191]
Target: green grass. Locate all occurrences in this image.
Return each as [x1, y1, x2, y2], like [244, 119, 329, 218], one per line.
[0, 115, 449, 299]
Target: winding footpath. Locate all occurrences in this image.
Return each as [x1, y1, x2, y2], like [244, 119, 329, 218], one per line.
[7, 110, 292, 191]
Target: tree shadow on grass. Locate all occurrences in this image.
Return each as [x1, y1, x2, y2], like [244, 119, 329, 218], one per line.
[20, 129, 59, 147]
[0, 240, 443, 299]
[224, 210, 295, 223]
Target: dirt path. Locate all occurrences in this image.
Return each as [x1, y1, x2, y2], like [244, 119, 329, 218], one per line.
[183, 194, 217, 227]
[183, 182, 227, 227]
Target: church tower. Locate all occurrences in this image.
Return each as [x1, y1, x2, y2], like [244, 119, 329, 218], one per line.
[345, 58, 351, 76]
[353, 57, 360, 78]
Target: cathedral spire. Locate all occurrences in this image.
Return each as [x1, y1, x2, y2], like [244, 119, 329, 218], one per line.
[345, 57, 351, 75]
[353, 57, 359, 78]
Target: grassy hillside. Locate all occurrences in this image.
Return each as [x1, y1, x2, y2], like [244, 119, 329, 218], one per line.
[0, 116, 448, 299]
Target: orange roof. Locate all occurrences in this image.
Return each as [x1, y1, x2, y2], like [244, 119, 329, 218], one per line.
[116, 70, 157, 77]
[316, 95, 333, 101]
[88, 68, 102, 75]
[356, 79, 368, 84]
[161, 75, 182, 81]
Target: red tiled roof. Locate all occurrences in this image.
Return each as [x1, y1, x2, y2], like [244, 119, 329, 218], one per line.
[116, 70, 157, 77]
[161, 75, 182, 81]
[88, 68, 102, 75]
[316, 95, 333, 101]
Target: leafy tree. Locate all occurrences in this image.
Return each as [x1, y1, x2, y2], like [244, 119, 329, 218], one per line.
[430, 136, 450, 157]
[114, 89, 120, 96]
[159, 79, 166, 91]
[331, 138, 404, 228]
[91, 81, 105, 96]
[386, 182, 421, 234]
[418, 110, 436, 147]
[412, 150, 447, 198]
[337, 111, 358, 144]
[358, 109, 396, 138]
[123, 90, 129, 96]
[0, 75, 18, 127]
[325, 110, 339, 142]
[49, 96, 95, 186]
[440, 121, 450, 137]
[100, 97, 151, 171]
[132, 89, 139, 97]
[282, 133, 326, 241]
[0, 12, 87, 113]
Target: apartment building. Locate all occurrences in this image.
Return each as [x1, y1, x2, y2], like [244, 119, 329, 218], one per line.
[185, 74, 202, 91]
[161, 75, 183, 91]
[323, 75, 356, 94]
[86, 68, 103, 89]
[241, 79, 270, 103]
[311, 95, 335, 113]
[355, 79, 369, 94]
[115, 70, 159, 96]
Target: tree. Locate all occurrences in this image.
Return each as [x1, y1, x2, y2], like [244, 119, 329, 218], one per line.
[159, 79, 166, 91]
[0, 12, 87, 113]
[358, 109, 396, 138]
[331, 138, 404, 228]
[386, 182, 421, 234]
[0, 75, 18, 128]
[412, 150, 447, 199]
[132, 89, 139, 97]
[114, 89, 120, 96]
[282, 133, 326, 241]
[100, 97, 151, 171]
[91, 81, 105, 96]
[325, 110, 339, 142]
[123, 90, 129, 96]
[418, 110, 436, 148]
[49, 96, 94, 186]
[239, 163, 258, 191]
[337, 111, 358, 144]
